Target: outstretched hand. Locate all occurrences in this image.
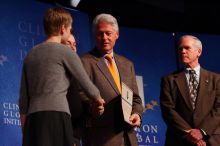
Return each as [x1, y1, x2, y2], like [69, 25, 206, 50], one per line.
[91, 97, 105, 117]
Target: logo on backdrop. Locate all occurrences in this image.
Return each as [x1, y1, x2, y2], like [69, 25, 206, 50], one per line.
[136, 75, 161, 146]
[136, 124, 159, 146]
[2, 102, 21, 126]
[135, 100, 160, 146]
[18, 20, 44, 60]
[144, 100, 159, 112]
[0, 54, 8, 66]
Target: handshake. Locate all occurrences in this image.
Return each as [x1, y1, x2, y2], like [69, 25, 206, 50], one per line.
[91, 96, 105, 117]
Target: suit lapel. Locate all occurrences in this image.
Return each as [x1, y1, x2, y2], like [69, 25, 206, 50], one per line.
[194, 68, 209, 112]
[175, 71, 193, 111]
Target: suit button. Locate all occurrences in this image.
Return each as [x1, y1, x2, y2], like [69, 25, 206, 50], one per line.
[193, 115, 198, 119]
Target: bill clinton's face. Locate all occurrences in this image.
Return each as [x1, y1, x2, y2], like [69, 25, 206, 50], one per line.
[95, 21, 119, 54]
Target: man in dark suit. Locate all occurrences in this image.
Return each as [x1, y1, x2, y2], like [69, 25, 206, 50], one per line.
[79, 13, 143, 146]
[160, 35, 220, 146]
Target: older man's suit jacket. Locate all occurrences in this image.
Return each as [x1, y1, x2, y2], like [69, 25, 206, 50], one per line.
[160, 68, 220, 146]
[80, 48, 143, 146]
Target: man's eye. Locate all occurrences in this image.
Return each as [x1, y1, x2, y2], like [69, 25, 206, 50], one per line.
[106, 32, 112, 35]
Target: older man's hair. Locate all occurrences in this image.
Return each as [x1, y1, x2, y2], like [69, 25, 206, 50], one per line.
[92, 13, 119, 33]
[179, 35, 203, 50]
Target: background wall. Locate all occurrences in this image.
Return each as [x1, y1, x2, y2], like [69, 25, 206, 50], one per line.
[1, 0, 220, 146]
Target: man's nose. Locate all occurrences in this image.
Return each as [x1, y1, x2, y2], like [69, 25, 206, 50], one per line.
[179, 48, 186, 53]
[102, 33, 108, 40]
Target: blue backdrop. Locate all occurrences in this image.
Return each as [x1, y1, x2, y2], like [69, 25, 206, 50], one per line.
[1, 0, 220, 146]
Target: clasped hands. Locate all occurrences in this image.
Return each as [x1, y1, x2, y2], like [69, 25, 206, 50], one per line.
[91, 96, 105, 117]
[184, 129, 206, 146]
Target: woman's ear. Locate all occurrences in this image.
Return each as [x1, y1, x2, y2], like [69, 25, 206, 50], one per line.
[60, 25, 65, 35]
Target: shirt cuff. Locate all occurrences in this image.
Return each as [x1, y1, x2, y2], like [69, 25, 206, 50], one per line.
[200, 129, 209, 140]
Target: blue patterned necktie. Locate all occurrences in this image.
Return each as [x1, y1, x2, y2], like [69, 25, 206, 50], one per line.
[188, 69, 198, 110]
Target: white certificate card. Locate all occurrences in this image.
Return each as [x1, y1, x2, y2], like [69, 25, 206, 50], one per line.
[121, 82, 133, 124]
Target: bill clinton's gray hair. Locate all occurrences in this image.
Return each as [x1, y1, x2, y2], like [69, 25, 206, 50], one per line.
[92, 13, 119, 33]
